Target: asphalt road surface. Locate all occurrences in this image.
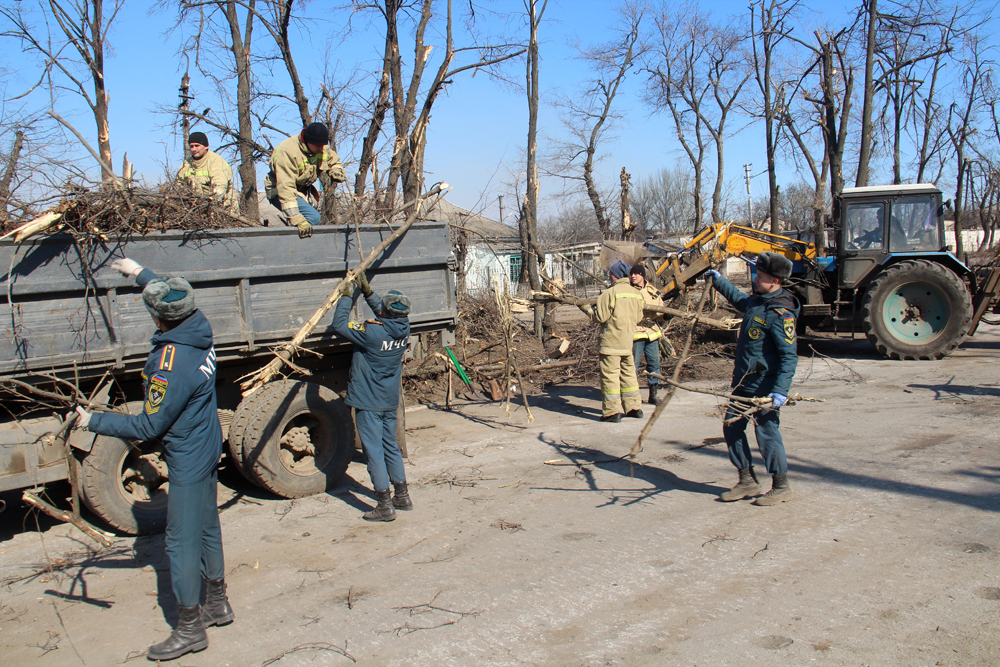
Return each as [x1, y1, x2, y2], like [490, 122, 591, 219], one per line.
[2, 327, 999, 666]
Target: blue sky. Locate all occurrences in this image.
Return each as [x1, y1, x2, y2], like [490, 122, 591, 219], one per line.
[1, 0, 969, 225]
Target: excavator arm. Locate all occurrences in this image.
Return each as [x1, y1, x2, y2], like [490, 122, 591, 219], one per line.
[654, 222, 816, 298]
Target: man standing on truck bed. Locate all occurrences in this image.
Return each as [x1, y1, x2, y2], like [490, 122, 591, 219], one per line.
[705, 252, 800, 506]
[332, 271, 413, 522]
[74, 258, 233, 661]
[175, 131, 240, 217]
[264, 121, 347, 239]
[578, 261, 646, 422]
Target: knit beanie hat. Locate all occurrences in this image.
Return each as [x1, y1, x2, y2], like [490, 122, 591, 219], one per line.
[629, 263, 647, 280]
[382, 290, 411, 318]
[609, 261, 631, 280]
[188, 131, 209, 147]
[143, 277, 196, 322]
[302, 122, 330, 146]
[755, 252, 793, 280]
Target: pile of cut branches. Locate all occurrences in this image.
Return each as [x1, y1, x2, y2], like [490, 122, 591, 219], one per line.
[1, 182, 256, 241]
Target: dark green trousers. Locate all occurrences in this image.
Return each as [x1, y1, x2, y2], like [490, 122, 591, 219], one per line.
[165, 471, 225, 607]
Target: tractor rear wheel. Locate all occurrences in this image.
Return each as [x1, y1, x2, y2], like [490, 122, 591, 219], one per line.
[860, 259, 972, 360]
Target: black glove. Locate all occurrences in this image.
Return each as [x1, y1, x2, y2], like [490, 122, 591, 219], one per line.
[355, 270, 373, 297]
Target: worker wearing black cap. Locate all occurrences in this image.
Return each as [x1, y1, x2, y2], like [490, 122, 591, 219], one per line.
[74, 258, 233, 660]
[264, 122, 347, 238]
[176, 131, 240, 216]
[705, 251, 800, 506]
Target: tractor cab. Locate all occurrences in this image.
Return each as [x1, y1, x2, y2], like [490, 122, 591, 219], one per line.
[833, 184, 947, 289]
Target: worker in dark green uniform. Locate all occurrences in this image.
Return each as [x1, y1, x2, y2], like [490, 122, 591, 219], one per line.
[705, 251, 800, 506]
[332, 271, 412, 522]
[74, 258, 233, 661]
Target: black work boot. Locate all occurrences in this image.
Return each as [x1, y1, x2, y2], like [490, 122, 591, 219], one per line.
[147, 605, 207, 661]
[720, 467, 762, 501]
[753, 473, 794, 506]
[200, 579, 234, 627]
[647, 385, 659, 405]
[626, 408, 644, 418]
[392, 481, 413, 511]
[600, 413, 622, 423]
[363, 489, 396, 521]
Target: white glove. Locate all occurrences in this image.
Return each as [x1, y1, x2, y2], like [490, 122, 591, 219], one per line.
[73, 405, 93, 430]
[111, 258, 142, 278]
[767, 393, 787, 410]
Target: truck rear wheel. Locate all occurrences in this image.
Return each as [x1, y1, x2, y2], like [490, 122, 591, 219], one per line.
[226, 387, 269, 482]
[239, 381, 354, 498]
[79, 435, 169, 535]
[861, 259, 972, 360]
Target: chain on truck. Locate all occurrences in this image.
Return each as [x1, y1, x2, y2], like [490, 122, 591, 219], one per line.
[0, 221, 457, 534]
[653, 183, 1000, 360]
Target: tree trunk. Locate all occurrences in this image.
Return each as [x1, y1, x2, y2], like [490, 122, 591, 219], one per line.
[620, 168, 634, 240]
[179, 72, 192, 160]
[855, 0, 877, 188]
[0, 129, 24, 222]
[355, 9, 396, 198]
[274, 0, 310, 126]
[954, 156, 966, 259]
[525, 0, 547, 338]
[225, 0, 259, 221]
[87, 0, 114, 183]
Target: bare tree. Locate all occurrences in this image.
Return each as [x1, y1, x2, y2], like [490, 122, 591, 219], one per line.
[749, 0, 798, 234]
[170, 0, 264, 221]
[357, 0, 525, 211]
[778, 24, 855, 242]
[946, 30, 993, 259]
[629, 164, 697, 235]
[522, 0, 548, 337]
[858, 0, 956, 186]
[1, 0, 124, 182]
[644, 2, 712, 232]
[548, 3, 644, 240]
[0, 129, 24, 224]
[855, 0, 878, 187]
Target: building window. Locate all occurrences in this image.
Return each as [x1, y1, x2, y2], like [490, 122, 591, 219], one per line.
[509, 254, 522, 283]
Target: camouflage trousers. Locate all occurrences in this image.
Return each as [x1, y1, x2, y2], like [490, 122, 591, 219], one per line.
[599, 353, 641, 417]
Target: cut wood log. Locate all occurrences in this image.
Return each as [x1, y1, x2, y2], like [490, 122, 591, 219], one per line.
[1, 211, 64, 243]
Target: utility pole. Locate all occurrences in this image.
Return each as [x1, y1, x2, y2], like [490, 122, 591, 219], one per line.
[498, 195, 505, 226]
[744, 163, 754, 227]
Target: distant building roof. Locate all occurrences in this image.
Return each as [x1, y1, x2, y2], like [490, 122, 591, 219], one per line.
[425, 198, 520, 243]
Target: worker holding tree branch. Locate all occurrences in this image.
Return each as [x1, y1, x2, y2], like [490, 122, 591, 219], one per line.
[579, 260, 645, 422]
[265, 122, 347, 239]
[73, 258, 232, 660]
[629, 262, 664, 405]
[705, 252, 800, 506]
[332, 270, 413, 522]
[175, 131, 240, 216]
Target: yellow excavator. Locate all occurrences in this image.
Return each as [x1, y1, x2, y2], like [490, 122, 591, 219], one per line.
[655, 222, 816, 296]
[651, 184, 1000, 360]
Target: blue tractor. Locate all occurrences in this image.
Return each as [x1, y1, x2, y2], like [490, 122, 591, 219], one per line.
[794, 183, 998, 359]
[655, 183, 1000, 360]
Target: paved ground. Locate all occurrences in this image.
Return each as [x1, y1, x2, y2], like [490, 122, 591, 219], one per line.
[2, 327, 1000, 666]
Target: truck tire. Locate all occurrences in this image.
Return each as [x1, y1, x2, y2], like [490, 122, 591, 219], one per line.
[239, 381, 354, 498]
[226, 388, 270, 482]
[79, 435, 169, 535]
[861, 259, 972, 360]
